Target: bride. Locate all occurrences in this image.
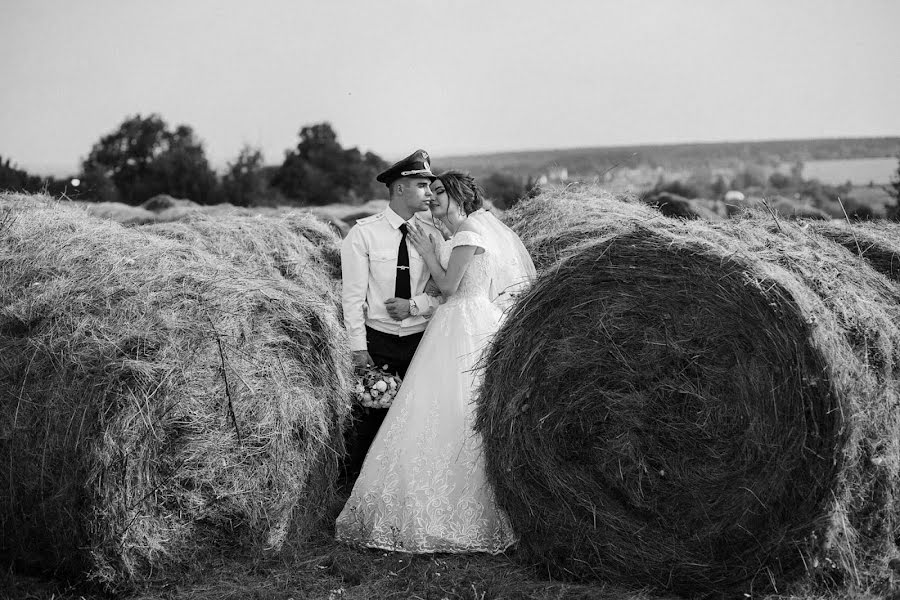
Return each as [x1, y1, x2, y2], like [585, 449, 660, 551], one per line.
[334, 170, 535, 553]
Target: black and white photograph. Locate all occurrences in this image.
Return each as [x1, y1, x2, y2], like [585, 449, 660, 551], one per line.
[2, 1, 900, 599]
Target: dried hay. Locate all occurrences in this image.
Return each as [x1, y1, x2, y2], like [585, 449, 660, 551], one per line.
[725, 195, 831, 220]
[80, 201, 159, 225]
[153, 205, 203, 222]
[0, 193, 352, 590]
[477, 191, 900, 597]
[140, 194, 201, 212]
[142, 210, 343, 282]
[808, 220, 900, 283]
[502, 184, 664, 271]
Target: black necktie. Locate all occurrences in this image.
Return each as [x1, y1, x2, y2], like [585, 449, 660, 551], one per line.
[395, 223, 411, 299]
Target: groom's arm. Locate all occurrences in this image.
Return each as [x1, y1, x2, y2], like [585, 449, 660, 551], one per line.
[341, 228, 369, 353]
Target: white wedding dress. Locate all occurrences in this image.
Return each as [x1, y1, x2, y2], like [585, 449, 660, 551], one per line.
[335, 223, 517, 554]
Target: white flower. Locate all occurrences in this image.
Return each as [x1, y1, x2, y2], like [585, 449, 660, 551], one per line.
[362, 392, 372, 402]
[371, 389, 380, 398]
[374, 380, 388, 392]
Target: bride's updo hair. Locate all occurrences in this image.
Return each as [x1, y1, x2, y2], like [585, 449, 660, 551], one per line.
[437, 170, 484, 215]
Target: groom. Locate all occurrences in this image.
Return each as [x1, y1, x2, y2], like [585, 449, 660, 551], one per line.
[340, 149, 444, 476]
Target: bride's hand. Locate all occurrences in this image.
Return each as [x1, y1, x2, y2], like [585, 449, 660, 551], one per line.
[434, 220, 452, 241]
[407, 222, 438, 257]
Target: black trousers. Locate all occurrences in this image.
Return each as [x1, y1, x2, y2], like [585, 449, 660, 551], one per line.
[344, 326, 425, 478]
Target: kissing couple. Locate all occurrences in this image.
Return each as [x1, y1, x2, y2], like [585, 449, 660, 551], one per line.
[336, 149, 535, 553]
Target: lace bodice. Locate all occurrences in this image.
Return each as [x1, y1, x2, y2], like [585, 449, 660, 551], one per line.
[438, 230, 494, 301]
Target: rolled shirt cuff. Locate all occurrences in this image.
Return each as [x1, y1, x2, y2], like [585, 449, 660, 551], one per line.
[349, 335, 368, 352]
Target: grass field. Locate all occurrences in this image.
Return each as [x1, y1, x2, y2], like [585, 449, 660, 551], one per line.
[4, 484, 884, 600]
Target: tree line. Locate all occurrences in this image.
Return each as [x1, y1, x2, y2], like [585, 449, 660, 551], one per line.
[5, 113, 897, 214]
[1, 116, 393, 207]
[0, 114, 527, 206]
[2, 114, 532, 209]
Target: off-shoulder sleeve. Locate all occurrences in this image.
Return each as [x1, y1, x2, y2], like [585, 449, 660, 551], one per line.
[450, 230, 486, 251]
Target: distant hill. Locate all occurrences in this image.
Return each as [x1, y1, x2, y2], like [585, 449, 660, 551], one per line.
[438, 137, 900, 180]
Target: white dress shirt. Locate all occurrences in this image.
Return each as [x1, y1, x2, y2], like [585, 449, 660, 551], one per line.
[341, 207, 443, 352]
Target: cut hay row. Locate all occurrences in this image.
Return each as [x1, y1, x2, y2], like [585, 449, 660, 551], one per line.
[139, 194, 201, 212]
[64, 198, 352, 243]
[149, 202, 352, 240]
[808, 219, 900, 283]
[726, 195, 832, 220]
[0, 194, 352, 590]
[80, 201, 159, 225]
[481, 188, 900, 596]
[142, 210, 343, 283]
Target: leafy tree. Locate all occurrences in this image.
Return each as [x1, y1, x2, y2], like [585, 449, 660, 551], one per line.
[272, 122, 387, 205]
[710, 175, 728, 198]
[0, 155, 45, 192]
[645, 177, 701, 200]
[768, 171, 792, 190]
[80, 114, 219, 205]
[0, 155, 77, 197]
[222, 145, 280, 207]
[78, 162, 119, 203]
[730, 167, 767, 191]
[482, 172, 528, 210]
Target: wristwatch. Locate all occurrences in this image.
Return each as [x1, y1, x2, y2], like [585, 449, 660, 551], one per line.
[408, 298, 420, 317]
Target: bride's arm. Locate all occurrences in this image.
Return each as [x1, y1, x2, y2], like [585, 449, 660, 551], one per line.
[408, 223, 478, 297]
[429, 246, 477, 297]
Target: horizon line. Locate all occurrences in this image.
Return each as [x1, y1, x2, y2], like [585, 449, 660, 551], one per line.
[12, 133, 900, 178]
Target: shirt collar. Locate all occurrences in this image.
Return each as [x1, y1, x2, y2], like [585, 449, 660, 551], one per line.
[384, 206, 413, 230]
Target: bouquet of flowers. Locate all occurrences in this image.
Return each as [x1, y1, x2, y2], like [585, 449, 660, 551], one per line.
[353, 364, 401, 409]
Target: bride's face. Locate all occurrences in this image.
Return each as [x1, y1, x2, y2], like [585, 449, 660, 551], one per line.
[429, 179, 451, 219]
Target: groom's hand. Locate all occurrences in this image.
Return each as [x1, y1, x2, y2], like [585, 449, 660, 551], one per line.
[352, 350, 373, 371]
[384, 297, 411, 320]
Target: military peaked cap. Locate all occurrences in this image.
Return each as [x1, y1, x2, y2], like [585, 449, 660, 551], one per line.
[376, 149, 437, 185]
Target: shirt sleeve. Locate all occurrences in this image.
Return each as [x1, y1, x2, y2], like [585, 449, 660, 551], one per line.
[411, 292, 443, 318]
[341, 227, 369, 351]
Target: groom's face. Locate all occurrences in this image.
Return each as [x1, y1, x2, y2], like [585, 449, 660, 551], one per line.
[398, 177, 434, 213]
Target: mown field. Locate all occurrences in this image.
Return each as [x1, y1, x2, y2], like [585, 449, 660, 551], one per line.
[3, 187, 900, 600]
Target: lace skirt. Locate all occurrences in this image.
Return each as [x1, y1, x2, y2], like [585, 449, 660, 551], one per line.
[335, 295, 517, 554]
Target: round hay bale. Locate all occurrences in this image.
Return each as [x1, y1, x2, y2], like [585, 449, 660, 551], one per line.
[477, 205, 900, 595]
[0, 194, 352, 590]
[502, 184, 663, 271]
[808, 220, 900, 283]
[142, 210, 342, 282]
[140, 194, 200, 212]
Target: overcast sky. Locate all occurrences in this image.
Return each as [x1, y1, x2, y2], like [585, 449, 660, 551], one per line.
[2, 0, 898, 175]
